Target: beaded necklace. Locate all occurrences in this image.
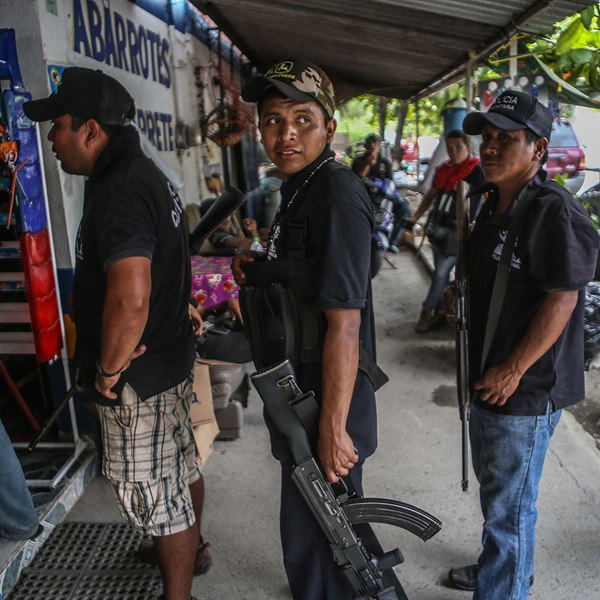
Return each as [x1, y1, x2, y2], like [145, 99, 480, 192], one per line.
[267, 155, 335, 255]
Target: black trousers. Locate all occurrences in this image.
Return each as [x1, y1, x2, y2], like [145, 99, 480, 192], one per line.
[280, 461, 365, 600]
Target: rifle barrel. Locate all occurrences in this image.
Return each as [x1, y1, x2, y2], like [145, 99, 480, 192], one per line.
[455, 180, 471, 492]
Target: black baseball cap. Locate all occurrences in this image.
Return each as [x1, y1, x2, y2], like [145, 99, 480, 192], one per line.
[24, 67, 135, 125]
[463, 90, 552, 140]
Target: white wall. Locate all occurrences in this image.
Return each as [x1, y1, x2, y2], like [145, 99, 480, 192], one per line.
[5, 0, 226, 268]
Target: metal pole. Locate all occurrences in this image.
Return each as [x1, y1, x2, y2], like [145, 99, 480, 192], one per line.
[465, 60, 473, 114]
[415, 100, 420, 180]
[509, 38, 518, 85]
[217, 31, 231, 187]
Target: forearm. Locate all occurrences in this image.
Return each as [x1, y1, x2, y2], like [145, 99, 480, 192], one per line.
[505, 290, 578, 377]
[320, 309, 360, 435]
[224, 236, 253, 250]
[413, 188, 438, 220]
[100, 294, 149, 374]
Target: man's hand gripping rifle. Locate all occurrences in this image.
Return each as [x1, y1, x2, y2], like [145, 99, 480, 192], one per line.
[251, 360, 442, 600]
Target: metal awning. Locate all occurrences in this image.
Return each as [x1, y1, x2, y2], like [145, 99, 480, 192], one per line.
[192, 0, 594, 101]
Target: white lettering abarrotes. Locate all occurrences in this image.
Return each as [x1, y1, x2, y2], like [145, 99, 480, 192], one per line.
[72, 0, 172, 89]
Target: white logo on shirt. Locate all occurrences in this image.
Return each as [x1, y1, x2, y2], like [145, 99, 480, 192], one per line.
[492, 229, 521, 269]
[75, 221, 83, 261]
[167, 180, 184, 228]
[267, 225, 280, 260]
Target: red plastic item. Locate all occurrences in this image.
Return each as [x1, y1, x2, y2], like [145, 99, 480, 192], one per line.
[20, 228, 63, 362]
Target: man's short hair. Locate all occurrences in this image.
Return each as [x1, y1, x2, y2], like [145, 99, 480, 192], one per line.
[69, 115, 130, 140]
[445, 129, 469, 145]
[257, 86, 330, 125]
[525, 129, 549, 166]
[365, 134, 382, 144]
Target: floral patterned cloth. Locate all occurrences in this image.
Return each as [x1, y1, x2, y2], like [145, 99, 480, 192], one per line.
[190, 255, 239, 308]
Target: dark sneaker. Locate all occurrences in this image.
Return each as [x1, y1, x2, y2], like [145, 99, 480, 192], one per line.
[431, 309, 448, 327]
[448, 564, 534, 592]
[139, 537, 212, 576]
[415, 308, 435, 333]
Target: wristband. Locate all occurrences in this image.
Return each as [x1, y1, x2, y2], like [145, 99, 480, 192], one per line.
[96, 361, 124, 378]
[252, 236, 259, 242]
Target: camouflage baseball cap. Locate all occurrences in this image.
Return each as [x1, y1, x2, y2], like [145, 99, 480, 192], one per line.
[241, 58, 336, 119]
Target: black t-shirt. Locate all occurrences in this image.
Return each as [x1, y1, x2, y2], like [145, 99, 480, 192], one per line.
[468, 170, 599, 415]
[352, 153, 393, 181]
[267, 148, 378, 462]
[72, 128, 195, 400]
[433, 163, 487, 222]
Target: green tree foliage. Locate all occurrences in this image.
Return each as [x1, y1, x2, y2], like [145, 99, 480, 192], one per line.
[528, 4, 600, 96]
[338, 4, 600, 143]
[336, 84, 464, 145]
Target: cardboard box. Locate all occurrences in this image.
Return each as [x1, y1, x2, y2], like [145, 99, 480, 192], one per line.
[195, 358, 236, 368]
[193, 420, 220, 466]
[190, 361, 219, 466]
[190, 362, 216, 425]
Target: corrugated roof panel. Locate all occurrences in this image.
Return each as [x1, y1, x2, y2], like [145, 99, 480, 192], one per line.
[192, 0, 596, 99]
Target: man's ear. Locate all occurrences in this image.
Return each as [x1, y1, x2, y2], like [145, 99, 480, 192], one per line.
[533, 136, 549, 161]
[326, 118, 337, 144]
[85, 119, 106, 148]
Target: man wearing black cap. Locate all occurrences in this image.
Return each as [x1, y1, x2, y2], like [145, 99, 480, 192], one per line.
[24, 67, 208, 600]
[447, 90, 598, 598]
[352, 133, 412, 251]
[233, 59, 381, 600]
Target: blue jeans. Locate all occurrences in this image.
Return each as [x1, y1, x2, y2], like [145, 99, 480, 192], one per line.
[422, 243, 456, 310]
[470, 402, 561, 600]
[390, 197, 412, 245]
[0, 418, 38, 539]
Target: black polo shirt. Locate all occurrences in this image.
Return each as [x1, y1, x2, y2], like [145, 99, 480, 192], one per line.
[72, 127, 195, 400]
[267, 147, 378, 462]
[468, 170, 599, 415]
[352, 153, 393, 181]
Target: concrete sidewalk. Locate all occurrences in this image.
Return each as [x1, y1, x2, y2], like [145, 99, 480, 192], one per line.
[66, 249, 600, 600]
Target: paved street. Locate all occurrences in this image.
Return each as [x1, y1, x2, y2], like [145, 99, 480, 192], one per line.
[67, 249, 600, 600]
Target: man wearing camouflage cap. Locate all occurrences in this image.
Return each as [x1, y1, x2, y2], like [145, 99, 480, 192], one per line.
[234, 59, 383, 599]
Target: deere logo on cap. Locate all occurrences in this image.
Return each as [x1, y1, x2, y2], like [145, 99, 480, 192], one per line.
[272, 61, 294, 75]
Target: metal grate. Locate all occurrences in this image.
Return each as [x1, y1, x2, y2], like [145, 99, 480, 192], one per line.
[7, 523, 161, 600]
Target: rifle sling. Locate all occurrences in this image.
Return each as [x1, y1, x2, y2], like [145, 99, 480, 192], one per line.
[480, 178, 541, 377]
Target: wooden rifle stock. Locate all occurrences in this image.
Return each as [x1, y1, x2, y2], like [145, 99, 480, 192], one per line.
[455, 181, 471, 491]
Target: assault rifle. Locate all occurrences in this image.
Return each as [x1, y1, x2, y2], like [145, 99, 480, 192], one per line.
[251, 360, 441, 600]
[455, 180, 471, 491]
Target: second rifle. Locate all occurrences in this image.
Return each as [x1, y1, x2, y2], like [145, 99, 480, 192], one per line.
[455, 180, 471, 492]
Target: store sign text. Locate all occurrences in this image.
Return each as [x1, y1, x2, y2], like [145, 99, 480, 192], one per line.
[72, 0, 172, 89]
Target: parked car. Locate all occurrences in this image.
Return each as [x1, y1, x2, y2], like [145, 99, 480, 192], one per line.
[545, 119, 586, 194]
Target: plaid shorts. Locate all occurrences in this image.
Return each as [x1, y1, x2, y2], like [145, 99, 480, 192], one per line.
[97, 372, 201, 536]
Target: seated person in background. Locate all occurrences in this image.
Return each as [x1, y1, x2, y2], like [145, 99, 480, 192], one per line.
[352, 133, 393, 181]
[352, 133, 412, 252]
[205, 174, 224, 196]
[189, 298, 252, 364]
[208, 213, 266, 251]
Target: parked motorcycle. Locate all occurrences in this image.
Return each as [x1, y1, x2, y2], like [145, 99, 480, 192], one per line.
[362, 177, 399, 277]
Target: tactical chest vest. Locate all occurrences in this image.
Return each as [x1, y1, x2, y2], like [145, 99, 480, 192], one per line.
[239, 161, 342, 370]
